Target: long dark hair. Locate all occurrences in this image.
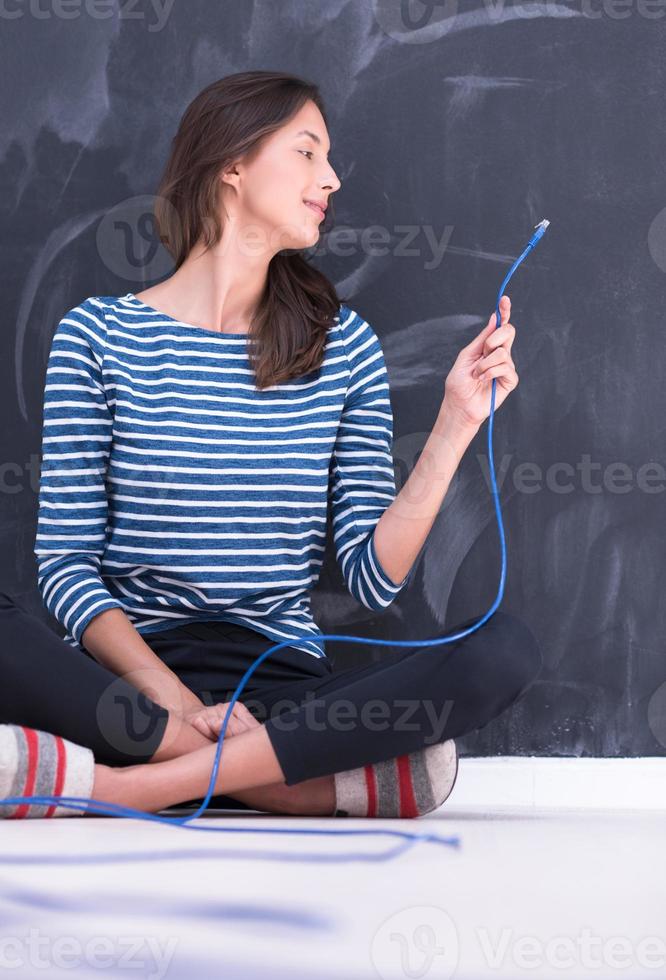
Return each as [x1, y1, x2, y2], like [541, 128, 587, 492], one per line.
[154, 70, 347, 389]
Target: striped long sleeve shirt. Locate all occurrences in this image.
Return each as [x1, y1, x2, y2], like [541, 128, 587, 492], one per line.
[33, 293, 411, 660]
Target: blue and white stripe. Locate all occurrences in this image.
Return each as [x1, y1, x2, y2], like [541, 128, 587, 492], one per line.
[34, 293, 409, 660]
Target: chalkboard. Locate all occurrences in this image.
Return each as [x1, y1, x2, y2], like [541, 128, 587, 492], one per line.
[2, 0, 664, 758]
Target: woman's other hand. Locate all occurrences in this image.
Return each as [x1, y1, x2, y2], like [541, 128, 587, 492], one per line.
[182, 700, 261, 741]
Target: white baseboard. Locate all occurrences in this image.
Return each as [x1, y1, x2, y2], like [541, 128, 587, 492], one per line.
[452, 756, 666, 810]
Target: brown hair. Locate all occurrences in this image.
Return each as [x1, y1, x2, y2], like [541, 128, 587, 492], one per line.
[154, 70, 347, 389]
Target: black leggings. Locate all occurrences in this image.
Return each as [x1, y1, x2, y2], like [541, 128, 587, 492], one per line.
[0, 590, 542, 793]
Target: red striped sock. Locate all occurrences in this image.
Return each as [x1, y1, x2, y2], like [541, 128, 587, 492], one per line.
[0, 725, 95, 819]
[333, 739, 458, 818]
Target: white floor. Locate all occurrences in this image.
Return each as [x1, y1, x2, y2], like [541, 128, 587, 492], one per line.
[1, 760, 665, 980]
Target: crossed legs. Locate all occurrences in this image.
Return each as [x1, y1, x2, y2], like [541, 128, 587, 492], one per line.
[92, 720, 336, 816]
[0, 594, 542, 818]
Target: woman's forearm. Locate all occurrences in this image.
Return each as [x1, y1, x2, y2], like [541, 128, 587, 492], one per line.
[373, 401, 481, 587]
[81, 607, 203, 715]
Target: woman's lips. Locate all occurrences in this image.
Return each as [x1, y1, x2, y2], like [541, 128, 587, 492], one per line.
[304, 201, 325, 220]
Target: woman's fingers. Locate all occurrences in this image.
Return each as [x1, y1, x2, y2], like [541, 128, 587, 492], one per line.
[235, 708, 260, 733]
[227, 701, 259, 726]
[474, 347, 511, 377]
[483, 322, 516, 356]
[477, 362, 519, 386]
[206, 702, 260, 736]
[464, 298, 512, 357]
[192, 715, 216, 740]
[465, 315, 499, 356]
[473, 345, 519, 386]
[190, 705, 236, 739]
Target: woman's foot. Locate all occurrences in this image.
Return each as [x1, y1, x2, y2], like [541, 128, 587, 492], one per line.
[332, 740, 459, 818]
[0, 724, 95, 818]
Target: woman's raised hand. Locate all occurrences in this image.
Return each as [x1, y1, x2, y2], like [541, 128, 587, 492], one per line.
[442, 295, 520, 430]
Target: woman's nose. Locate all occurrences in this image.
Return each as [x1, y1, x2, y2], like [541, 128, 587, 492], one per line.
[322, 168, 341, 193]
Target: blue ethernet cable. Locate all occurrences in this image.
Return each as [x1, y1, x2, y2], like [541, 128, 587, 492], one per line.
[2, 218, 550, 850]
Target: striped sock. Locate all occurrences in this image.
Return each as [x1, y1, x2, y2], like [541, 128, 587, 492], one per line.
[0, 724, 95, 818]
[333, 739, 458, 818]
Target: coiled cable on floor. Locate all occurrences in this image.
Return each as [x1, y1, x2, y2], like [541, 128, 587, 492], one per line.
[4, 218, 550, 849]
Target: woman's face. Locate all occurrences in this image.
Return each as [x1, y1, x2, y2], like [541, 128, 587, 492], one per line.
[223, 99, 341, 255]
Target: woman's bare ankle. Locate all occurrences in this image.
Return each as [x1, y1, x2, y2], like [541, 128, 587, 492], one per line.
[86, 763, 119, 813]
[279, 775, 336, 816]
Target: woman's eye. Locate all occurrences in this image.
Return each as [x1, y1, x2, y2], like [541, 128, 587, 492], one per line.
[298, 149, 314, 159]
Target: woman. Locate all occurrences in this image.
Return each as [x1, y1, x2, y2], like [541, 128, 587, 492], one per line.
[1, 70, 542, 820]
